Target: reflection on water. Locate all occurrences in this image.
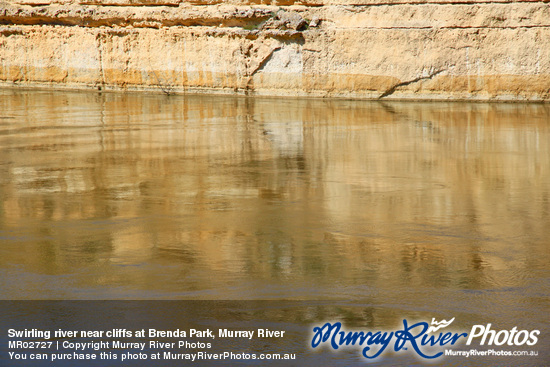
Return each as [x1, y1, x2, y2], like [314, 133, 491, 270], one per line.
[0, 90, 549, 322]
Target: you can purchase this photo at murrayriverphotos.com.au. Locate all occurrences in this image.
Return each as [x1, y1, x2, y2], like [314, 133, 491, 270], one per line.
[0, 0, 549, 366]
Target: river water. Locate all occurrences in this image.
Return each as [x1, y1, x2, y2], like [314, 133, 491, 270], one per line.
[0, 89, 548, 364]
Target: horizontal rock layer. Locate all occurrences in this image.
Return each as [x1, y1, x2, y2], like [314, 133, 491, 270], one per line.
[1, 0, 549, 100]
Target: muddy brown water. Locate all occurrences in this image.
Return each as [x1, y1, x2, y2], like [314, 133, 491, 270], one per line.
[0, 89, 548, 365]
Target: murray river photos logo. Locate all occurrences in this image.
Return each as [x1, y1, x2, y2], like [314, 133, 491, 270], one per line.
[310, 318, 540, 360]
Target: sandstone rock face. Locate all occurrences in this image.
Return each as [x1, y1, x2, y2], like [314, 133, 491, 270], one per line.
[1, 0, 549, 100]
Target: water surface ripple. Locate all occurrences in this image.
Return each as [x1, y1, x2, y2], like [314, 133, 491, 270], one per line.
[0, 91, 548, 353]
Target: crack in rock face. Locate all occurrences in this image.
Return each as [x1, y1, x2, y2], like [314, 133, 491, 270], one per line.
[378, 69, 446, 99]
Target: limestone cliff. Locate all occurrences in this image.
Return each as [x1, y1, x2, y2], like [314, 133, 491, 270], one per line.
[1, 0, 549, 100]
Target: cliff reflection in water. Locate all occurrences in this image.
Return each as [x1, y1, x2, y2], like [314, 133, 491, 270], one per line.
[0, 90, 549, 302]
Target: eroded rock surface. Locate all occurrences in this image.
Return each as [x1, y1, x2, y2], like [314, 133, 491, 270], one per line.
[1, 0, 549, 100]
